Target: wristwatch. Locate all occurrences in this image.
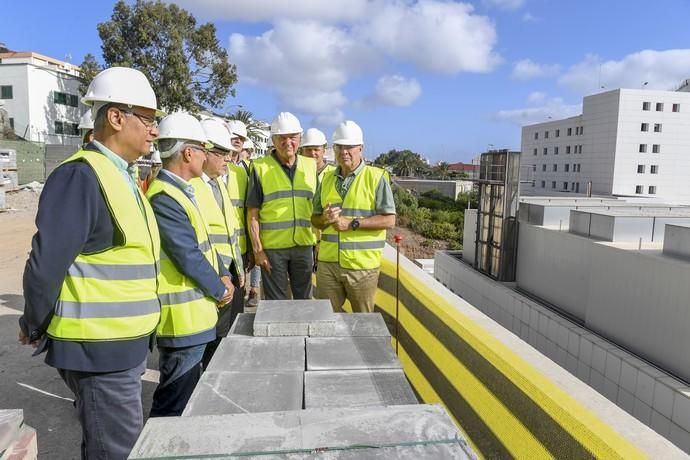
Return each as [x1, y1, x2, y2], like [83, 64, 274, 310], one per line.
[351, 219, 360, 231]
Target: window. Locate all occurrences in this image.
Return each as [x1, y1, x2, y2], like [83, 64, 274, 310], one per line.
[554, 147, 559, 155]
[566, 146, 571, 154]
[639, 144, 647, 153]
[563, 182, 568, 190]
[53, 91, 79, 107]
[55, 120, 64, 134]
[534, 132, 539, 140]
[55, 120, 79, 135]
[575, 183, 580, 193]
[531, 180, 536, 187]
[649, 186, 656, 194]
[0, 85, 12, 99]
[673, 103, 680, 112]
[533, 148, 537, 156]
[555, 129, 560, 137]
[580, 126, 584, 135]
[552, 181, 556, 189]
[656, 102, 664, 112]
[567, 127, 572, 136]
[565, 164, 570, 172]
[571, 182, 576, 191]
[642, 101, 651, 111]
[652, 144, 660, 153]
[577, 164, 581, 172]
[651, 165, 658, 174]
[8, 118, 13, 129]
[635, 185, 644, 194]
[532, 164, 537, 172]
[541, 180, 546, 188]
[654, 123, 662, 132]
[543, 147, 548, 155]
[553, 164, 558, 172]
[542, 164, 547, 172]
[641, 123, 649, 132]
[545, 131, 549, 139]
[637, 165, 645, 174]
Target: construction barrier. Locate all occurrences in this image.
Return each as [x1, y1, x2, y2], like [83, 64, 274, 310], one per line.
[366, 245, 645, 459]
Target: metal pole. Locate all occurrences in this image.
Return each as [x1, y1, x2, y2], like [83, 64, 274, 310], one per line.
[394, 234, 402, 356]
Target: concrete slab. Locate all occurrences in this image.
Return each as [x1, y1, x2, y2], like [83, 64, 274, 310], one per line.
[310, 313, 391, 337]
[228, 312, 255, 336]
[205, 337, 305, 373]
[183, 371, 304, 416]
[304, 370, 418, 408]
[306, 337, 401, 370]
[131, 405, 474, 459]
[254, 299, 336, 337]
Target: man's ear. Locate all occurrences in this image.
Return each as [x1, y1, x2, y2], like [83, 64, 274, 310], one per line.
[107, 107, 125, 132]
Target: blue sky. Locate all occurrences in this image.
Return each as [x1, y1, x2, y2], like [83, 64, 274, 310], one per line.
[4, 0, 690, 162]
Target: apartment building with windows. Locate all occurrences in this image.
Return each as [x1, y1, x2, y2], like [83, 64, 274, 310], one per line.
[0, 51, 84, 145]
[521, 88, 690, 203]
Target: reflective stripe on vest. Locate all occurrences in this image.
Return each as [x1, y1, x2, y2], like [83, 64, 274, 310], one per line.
[319, 165, 387, 270]
[46, 149, 161, 341]
[191, 177, 242, 272]
[253, 155, 317, 249]
[226, 164, 248, 254]
[146, 179, 218, 344]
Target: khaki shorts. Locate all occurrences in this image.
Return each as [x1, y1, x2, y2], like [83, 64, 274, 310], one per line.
[316, 262, 380, 313]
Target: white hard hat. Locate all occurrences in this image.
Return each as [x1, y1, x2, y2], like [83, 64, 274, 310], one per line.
[157, 112, 212, 157]
[226, 120, 248, 140]
[270, 112, 302, 135]
[302, 128, 327, 147]
[243, 139, 254, 150]
[332, 120, 364, 145]
[201, 118, 232, 151]
[150, 150, 162, 164]
[81, 67, 165, 117]
[78, 111, 94, 130]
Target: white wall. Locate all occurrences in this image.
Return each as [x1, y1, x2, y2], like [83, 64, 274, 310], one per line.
[0, 65, 30, 137]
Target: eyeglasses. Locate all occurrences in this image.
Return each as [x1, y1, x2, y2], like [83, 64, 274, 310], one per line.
[120, 109, 158, 129]
[187, 144, 207, 154]
[207, 148, 231, 158]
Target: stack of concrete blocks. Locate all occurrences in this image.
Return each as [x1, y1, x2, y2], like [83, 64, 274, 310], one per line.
[131, 405, 476, 459]
[0, 149, 16, 209]
[252, 299, 337, 336]
[0, 410, 37, 460]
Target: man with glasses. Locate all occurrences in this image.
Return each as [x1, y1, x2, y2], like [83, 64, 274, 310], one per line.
[246, 112, 317, 300]
[146, 112, 234, 417]
[311, 121, 395, 313]
[19, 67, 164, 458]
[193, 118, 245, 369]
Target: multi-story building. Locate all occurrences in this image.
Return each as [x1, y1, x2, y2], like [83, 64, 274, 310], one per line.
[0, 51, 84, 146]
[521, 88, 690, 203]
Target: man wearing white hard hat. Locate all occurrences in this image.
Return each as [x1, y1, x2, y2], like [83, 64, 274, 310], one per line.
[77, 110, 94, 146]
[226, 119, 248, 164]
[192, 117, 245, 369]
[312, 120, 396, 313]
[246, 112, 317, 300]
[301, 127, 335, 184]
[20, 67, 163, 458]
[146, 112, 234, 417]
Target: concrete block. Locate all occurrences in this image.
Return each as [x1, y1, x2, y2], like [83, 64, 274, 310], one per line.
[650, 410, 672, 437]
[206, 337, 305, 373]
[228, 312, 255, 336]
[310, 313, 390, 337]
[637, 366, 664, 407]
[567, 330, 580, 357]
[589, 369, 605, 392]
[578, 336, 594, 363]
[619, 359, 639, 395]
[254, 299, 336, 337]
[617, 388, 635, 414]
[306, 337, 401, 371]
[538, 312, 549, 336]
[602, 378, 619, 403]
[576, 360, 591, 383]
[668, 423, 690, 454]
[304, 370, 418, 409]
[672, 390, 690, 433]
[565, 353, 578, 375]
[591, 343, 607, 375]
[183, 371, 303, 416]
[654, 377, 678, 419]
[604, 352, 622, 383]
[299, 443, 474, 459]
[633, 398, 653, 425]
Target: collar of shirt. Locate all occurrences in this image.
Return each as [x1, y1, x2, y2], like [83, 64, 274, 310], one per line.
[159, 169, 196, 199]
[202, 173, 213, 185]
[335, 159, 365, 179]
[92, 140, 128, 172]
[271, 150, 298, 171]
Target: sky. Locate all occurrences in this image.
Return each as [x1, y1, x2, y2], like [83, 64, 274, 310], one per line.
[4, 0, 690, 163]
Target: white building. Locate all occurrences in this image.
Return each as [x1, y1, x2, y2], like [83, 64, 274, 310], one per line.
[521, 88, 690, 203]
[0, 51, 85, 146]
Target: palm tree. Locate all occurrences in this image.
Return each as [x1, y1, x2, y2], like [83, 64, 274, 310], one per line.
[227, 109, 269, 145]
[432, 161, 450, 180]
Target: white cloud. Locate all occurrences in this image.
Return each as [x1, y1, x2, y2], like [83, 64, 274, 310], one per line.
[356, 75, 422, 109]
[494, 93, 581, 126]
[170, 0, 368, 22]
[512, 59, 560, 80]
[559, 49, 690, 94]
[521, 12, 538, 22]
[483, 0, 526, 10]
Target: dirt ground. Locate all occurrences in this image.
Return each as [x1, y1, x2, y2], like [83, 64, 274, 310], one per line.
[0, 189, 39, 295]
[386, 225, 449, 260]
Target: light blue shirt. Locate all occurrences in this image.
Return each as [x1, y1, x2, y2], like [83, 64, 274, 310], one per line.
[159, 169, 197, 205]
[92, 140, 142, 209]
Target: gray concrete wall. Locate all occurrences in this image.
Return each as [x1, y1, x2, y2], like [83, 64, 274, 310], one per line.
[462, 209, 477, 263]
[663, 224, 690, 260]
[394, 179, 472, 199]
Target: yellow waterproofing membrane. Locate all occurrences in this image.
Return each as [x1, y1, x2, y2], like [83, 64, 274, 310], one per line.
[370, 255, 645, 460]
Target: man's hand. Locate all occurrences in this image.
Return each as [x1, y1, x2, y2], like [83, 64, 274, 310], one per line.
[18, 330, 41, 348]
[323, 204, 341, 224]
[239, 275, 245, 289]
[255, 250, 272, 274]
[218, 276, 235, 307]
[332, 216, 352, 232]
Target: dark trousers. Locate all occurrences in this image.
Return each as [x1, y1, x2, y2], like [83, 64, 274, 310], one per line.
[262, 246, 313, 300]
[150, 345, 205, 417]
[202, 285, 245, 369]
[59, 359, 146, 460]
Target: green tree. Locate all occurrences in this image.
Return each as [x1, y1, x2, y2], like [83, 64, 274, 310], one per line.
[97, 0, 237, 112]
[228, 108, 267, 145]
[78, 53, 101, 96]
[373, 149, 429, 177]
[432, 161, 450, 180]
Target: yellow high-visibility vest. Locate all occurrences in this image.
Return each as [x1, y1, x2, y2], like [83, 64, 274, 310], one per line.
[226, 163, 248, 255]
[318, 164, 336, 185]
[319, 165, 387, 270]
[47, 149, 161, 341]
[146, 179, 218, 345]
[191, 177, 241, 276]
[251, 155, 316, 249]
